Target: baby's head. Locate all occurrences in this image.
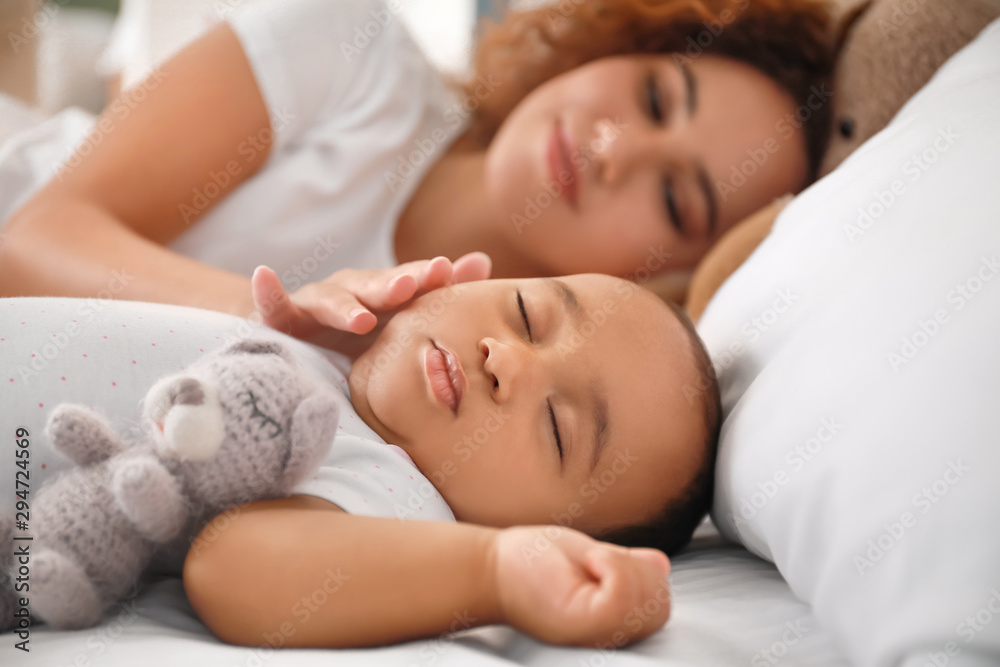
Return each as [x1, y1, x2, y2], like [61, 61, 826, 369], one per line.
[349, 274, 720, 555]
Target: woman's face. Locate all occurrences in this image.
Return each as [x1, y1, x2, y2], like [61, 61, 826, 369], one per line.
[484, 53, 809, 277]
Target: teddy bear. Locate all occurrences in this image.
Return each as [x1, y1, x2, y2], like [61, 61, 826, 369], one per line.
[819, 0, 1000, 175]
[685, 0, 1000, 320]
[0, 337, 339, 632]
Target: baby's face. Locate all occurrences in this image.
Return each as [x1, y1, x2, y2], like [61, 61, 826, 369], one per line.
[349, 274, 706, 535]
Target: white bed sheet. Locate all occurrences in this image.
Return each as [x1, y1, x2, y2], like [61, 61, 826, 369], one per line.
[3, 522, 850, 666]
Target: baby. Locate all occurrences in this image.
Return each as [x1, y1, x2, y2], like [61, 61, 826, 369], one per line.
[349, 272, 719, 546]
[184, 263, 721, 650]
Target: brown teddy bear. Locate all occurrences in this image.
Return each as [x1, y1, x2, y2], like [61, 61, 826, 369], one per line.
[819, 0, 1000, 176]
[685, 0, 1000, 321]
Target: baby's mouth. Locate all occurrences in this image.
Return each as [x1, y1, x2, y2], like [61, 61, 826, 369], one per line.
[425, 340, 467, 415]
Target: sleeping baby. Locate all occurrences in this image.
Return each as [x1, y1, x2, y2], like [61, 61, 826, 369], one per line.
[182, 259, 722, 649]
[345, 271, 719, 543]
[0, 258, 721, 650]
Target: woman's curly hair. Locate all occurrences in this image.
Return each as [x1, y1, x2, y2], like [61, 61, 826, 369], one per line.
[460, 0, 836, 182]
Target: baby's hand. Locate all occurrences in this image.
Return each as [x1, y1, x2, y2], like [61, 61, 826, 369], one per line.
[491, 525, 672, 647]
[249, 252, 491, 358]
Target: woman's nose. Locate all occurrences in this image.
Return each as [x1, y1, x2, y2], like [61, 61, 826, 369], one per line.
[593, 116, 666, 185]
[478, 337, 532, 404]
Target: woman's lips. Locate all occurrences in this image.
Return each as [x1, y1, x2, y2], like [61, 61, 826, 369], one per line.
[546, 120, 578, 207]
[424, 341, 466, 415]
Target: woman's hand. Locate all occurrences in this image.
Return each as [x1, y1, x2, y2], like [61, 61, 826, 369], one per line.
[490, 525, 672, 647]
[249, 252, 491, 358]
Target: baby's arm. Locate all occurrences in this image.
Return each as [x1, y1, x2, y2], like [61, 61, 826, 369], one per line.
[183, 494, 498, 647]
[183, 495, 671, 649]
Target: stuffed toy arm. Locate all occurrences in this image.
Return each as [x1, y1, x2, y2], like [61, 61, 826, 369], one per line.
[280, 390, 341, 494]
[0, 337, 338, 632]
[44, 404, 128, 467]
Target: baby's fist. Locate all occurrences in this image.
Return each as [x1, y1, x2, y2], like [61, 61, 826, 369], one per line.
[490, 525, 672, 647]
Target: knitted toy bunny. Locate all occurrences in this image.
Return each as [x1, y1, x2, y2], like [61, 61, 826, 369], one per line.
[0, 338, 339, 632]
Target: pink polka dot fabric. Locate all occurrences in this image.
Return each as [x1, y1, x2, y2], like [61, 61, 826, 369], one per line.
[1, 297, 454, 523]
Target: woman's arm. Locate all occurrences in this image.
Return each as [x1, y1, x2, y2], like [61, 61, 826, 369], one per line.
[183, 494, 672, 649]
[685, 196, 790, 322]
[0, 21, 268, 316]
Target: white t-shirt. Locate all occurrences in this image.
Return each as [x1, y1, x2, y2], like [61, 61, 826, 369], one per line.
[0, 297, 455, 541]
[0, 0, 467, 284]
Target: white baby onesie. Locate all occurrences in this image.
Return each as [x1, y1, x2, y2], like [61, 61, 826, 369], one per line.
[0, 297, 455, 541]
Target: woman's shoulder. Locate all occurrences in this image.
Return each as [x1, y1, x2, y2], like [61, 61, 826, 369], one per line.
[223, 0, 445, 154]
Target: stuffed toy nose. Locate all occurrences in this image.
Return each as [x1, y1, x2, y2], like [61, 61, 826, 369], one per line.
[144, 375, 225, 461]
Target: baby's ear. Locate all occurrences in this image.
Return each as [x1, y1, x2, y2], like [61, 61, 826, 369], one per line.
[220, 338, 293, 361]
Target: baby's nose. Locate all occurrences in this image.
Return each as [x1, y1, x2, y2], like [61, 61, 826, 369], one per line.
[479, 338, 498, 393]
[479, 336, 533, 403]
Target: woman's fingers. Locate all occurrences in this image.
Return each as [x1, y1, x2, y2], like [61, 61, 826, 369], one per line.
[254, 253, 493, 342]
[378, 252, 491, 306]
[251, 265, 297, 333]
[333, 257, 445, 311]
[253, 265, 376, 335]
[384, 271, 420, 304]
[450, 251, 492, 284]
[341, 255, 448, 310]
[344, 253, 492, 311]
[416, 255, 454, 290]
[385, 255, 453, 305]
[305, 286, 378, 334]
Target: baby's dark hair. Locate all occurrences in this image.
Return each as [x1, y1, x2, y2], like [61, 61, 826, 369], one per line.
[594, 299, 721, 556]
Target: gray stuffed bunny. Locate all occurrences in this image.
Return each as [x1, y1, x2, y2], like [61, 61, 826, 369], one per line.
[0, 338, 339, 632]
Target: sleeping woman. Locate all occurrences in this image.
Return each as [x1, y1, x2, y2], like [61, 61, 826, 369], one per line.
[0, 0, 835, 347]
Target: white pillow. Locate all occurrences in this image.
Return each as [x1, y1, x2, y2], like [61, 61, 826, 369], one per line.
[698, 17, 1000, 667]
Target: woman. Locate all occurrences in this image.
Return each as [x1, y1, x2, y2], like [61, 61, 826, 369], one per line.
[0, 0, 834, 354]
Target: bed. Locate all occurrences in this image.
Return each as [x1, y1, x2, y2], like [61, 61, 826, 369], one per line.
[0, 294, 848, 666]
[3, 11, 1000, 667]
[5, 516, 850, 666]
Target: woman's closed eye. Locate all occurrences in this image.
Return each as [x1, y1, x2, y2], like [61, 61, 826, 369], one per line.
[645, 72, 671, 125]
[515, 288, 564, 461]
[663, 180, 686, 236]
[644, 72, 688, 236]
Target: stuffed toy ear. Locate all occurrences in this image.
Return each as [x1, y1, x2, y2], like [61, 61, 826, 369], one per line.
[220, 337, 294, 362]
[819, 0, 1000, 177]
